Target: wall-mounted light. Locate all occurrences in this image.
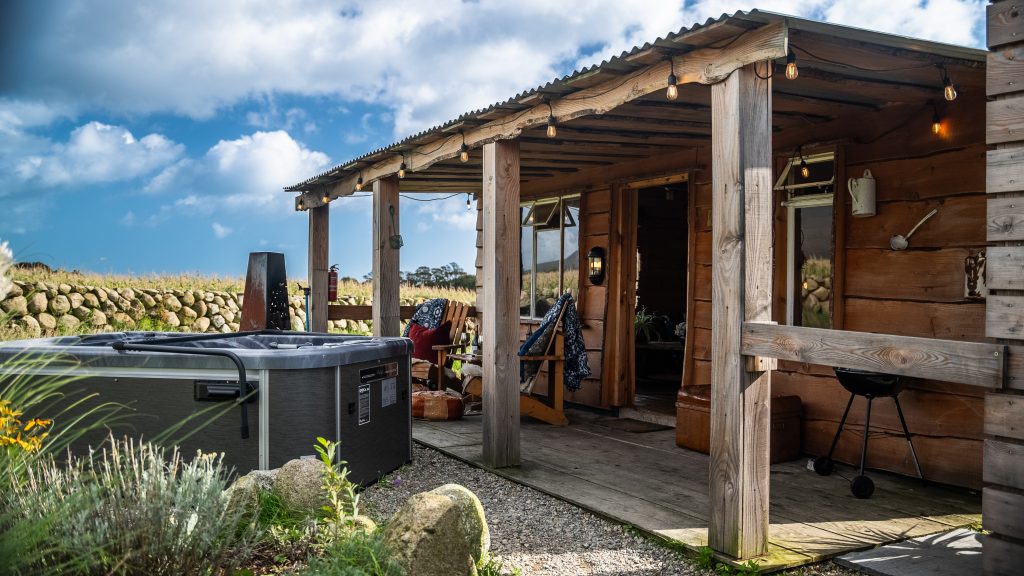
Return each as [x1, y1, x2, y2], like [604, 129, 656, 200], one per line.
[587, 246, 606, 285]
[546, 101, 558, 138]
[785, 50, 798, 80]
[940, 66, 957, 102]
[965, 249, 986, 299]
[666, 59, 679, 101]
[459, 131, 469, 163]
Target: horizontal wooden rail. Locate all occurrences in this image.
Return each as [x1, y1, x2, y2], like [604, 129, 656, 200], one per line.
[740, 322, 1006, 388]
[327, 304, 477, 322]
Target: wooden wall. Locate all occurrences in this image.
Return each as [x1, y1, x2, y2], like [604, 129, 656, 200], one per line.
[984, 1, 1024, 572]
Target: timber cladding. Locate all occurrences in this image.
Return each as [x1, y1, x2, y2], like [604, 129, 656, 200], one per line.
[985, 1, 1024, 572]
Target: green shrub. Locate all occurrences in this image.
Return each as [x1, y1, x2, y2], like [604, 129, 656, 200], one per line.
[3, 436, 256, 575]
[297, 530, 404, 576]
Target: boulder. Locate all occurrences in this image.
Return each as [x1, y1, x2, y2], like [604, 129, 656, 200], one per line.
[192, 316, 211, 332]
[93, 288, 107, 302]
[121, 288, 135, 300]
[19, 315, 41, 337]
[71, 305, 93, 321]
[291, 316, 305, 331]
[208, 302, 220, 315]
[211, 314, 226, 329]
[48, 294, 71, 315]
[160, 310, 181, 327]
[58, 283, 72, 295]
[213, 295, 226, 307]
[226, 469, 279, 521]
[140, 293, 156, 307]
[163, 294, 182, 312]
[36, 313, 57, 331]
[191, 300, 208, 317]
[89, 311, 107, 327]
[181, 291, 196, 306]
[272, 458, 326, 515]
[180, 306, 198, 320]
[57, 314, 81, 331]
[221, 309, 235, 323]
[128, 302, 146, 321]
[68, 292, 85, 309]
[228, 322, 240, 332]
[6, 283, 23, 298]
[1, 296, 28, 316]
[383, 484, 489, 576]
[112, 312, 135, 329]
[26, 292, 47, 314]
[82, 293, 100, 309]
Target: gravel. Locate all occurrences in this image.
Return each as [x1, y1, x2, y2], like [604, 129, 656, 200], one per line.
[359, 444, 864, 576]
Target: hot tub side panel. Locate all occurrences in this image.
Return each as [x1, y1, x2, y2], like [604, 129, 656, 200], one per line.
[266, 367, 336, 468]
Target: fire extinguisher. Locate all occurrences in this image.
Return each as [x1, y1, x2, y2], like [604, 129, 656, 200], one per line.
[327, 264, 339, 302]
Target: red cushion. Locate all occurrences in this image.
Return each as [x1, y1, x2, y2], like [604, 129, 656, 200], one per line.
[408, 321, 451, 361]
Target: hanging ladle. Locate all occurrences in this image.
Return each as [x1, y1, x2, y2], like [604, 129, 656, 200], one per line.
[889, 208, 938, 251]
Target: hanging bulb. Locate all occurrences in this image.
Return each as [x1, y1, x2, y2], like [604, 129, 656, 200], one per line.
[785, 50, 798, 80]
[297, 198, 304, 210]
[546, 114, 557, 138]
[321, 192, 330, 204]
[398, 162, 407, 179]
[666, 73, 679, 101]
[459, 143, 469, 163]
[932, 113, 941, 135]
[355, 176, 363, 192]
[466, 193, 472, 209]
[943, 75, 957, 102]
[799, 159, 810, 179]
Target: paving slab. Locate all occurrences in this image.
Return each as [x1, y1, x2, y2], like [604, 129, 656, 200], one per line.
[835, 528, 982, 576]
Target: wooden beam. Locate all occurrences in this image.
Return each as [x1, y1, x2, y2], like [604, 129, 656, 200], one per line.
[328, 304, 477, 322]
[987, 247, 1024, 290]
[708, 63, 772, 560]
[308, 205, 329, 333]
[294, 22, 788, 208]
[988, 1, 1024, 48]
[372, 176, 401, 337]
[481, 139, 521, 468]
[986, 392, 1024, 441]
[740, 322, 1006, 388]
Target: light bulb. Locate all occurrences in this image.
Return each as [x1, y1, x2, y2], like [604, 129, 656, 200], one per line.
[321, 193, 330, 204]
[355, 176, 363, 192]
[459, 143, 469, 163]
[799, 160, 810, 179]
[943, 78, 957, 102]
[297, 198, 304, 210]
[466, 193, 471, 209]
[546, 115, 557, 138]
[785, 51, 798, 80]
[398, 162, 407, 179]
[666, 73, 678, 101]
[932, 114, 941, 135]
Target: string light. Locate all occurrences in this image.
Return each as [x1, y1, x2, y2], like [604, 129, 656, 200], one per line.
[932, 112, 942, 135]
[466, 193, 472, 209]
[941, 67, 957, 102]
[398, 155, 407, 179]
[355, 175, 364, 192]
[546, 101, 557, 138]
[321, 192, 330, 204]
[666, 59, 679, 101]
[297, 198, 304, 210]
[785, 50, 798, 80]
[459, 131, 469, 163]
[800, 158, 810, 179]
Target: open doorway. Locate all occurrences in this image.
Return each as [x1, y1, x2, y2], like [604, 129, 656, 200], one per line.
[632, 181, 688, 417]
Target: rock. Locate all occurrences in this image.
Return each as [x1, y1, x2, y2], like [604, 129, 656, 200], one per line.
[228, 322, 240, 332]
[82, 293, 100, 308]
[208, 302, 220, 315]
[272, 458, 326, 515]
[68, 292, 85, 309]
[383, 484, 489, 576]
[181, 291, 195, 306]
[121, 288, 135, 300]
[811, 286, 830, 302]
[180, 306, 198, 320]
[226, 469, 279, 521]
[204, 293, 215, 303]
[163, 294, 182, 312]
[219, 324, 232, 333]
[89, 311, 107, 327]
[71, 306, 93, 321]
[804, 278, 819, 291]
[291, 316, 305, 331]
[128, 302, 146, 321]
[48, 294, 71, 315]
[221, 309, 235, 323]
[26, 292, 47, 314]
[112, 312, 135, 329]
[19, 315, 41, 337]
[348, 514, 378, 534]
[93, 288, 107, 302]
[357, 321, 370, 333]
[191, 300, 208, 317]
[211, 314, 226, 329]
[160, 310, 181, 327]
[58, 283, 72, 295]
[57, 314, 81, 331]
[36, 313, 56, 331]
[226, 298, 239, 311]
[1, 296, 28, 316]
[192, 316, 211, 332]
[213, 295, 226, 307]
[106, 288, 120, 301]
[140, 293, 156, 307]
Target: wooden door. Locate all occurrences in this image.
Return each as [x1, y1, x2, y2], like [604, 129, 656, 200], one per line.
[601, 184, 638, 406]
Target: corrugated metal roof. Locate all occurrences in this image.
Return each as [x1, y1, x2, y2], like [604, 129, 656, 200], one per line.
[286, 8, 985, 192]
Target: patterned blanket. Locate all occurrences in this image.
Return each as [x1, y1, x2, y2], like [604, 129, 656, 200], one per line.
[403, 298, 448, 336]
[518, 292, 591, 391]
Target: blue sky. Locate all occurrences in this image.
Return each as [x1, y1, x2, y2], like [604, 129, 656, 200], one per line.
[0, 0, 986, 279]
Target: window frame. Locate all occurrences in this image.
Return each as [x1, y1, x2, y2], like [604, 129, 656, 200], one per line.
[519, 194, 581, 320]
[785, 192, 834, 326]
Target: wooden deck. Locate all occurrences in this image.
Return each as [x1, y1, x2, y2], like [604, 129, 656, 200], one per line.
[414, 410, 981, 572]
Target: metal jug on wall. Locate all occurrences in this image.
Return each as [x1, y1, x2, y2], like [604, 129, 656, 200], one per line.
[847, 169, 876, 218]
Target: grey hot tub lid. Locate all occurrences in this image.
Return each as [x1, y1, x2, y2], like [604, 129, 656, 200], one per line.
[0, 331, 413, 371]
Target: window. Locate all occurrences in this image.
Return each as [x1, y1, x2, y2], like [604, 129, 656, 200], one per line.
[520, 195, 580, 318]
[777, 152, 835, 328]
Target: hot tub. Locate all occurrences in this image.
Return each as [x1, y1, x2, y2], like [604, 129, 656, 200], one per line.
[0, 330, 412, 484]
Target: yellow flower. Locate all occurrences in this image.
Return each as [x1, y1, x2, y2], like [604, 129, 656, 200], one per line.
[23, 418, 52, 431]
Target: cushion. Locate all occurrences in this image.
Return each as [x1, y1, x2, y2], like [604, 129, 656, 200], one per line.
[412, 390, 464, 421]
[408, 321, 451, 361]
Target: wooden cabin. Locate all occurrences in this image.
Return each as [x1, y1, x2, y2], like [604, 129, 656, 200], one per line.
[290, 7, 1024, 568]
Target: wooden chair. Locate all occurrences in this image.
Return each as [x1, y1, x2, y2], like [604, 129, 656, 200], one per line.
[463, 305, 568, 426]
[410, 300, 472, 389]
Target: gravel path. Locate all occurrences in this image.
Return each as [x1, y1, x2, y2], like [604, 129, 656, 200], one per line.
[360, 444, 863, 576]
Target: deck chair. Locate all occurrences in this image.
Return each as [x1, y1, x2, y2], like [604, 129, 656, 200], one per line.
[409, 300, 472, 389]
[518, 304, 569, 426]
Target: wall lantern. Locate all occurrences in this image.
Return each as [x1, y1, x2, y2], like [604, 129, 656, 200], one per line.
[588, 246, 606, 285]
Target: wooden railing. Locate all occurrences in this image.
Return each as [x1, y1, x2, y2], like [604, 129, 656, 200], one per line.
[740, 322, 1007, 388]
[326, 304, 477, 322]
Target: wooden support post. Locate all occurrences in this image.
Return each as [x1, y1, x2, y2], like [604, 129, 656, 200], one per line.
[709, 63, 773, 559]
[481, 139, 521, 468]
[308, 204, 329, 333]
[373, 176, 401, 337]
[985, 2, 1024, 573]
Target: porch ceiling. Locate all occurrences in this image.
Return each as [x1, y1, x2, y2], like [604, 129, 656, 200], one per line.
[287, 9, 985, 201]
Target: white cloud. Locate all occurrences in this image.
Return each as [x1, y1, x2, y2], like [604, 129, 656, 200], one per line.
[415, 195, 477, 232]
[15, 121, 184, 187]
[211, 222, 233, 238]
